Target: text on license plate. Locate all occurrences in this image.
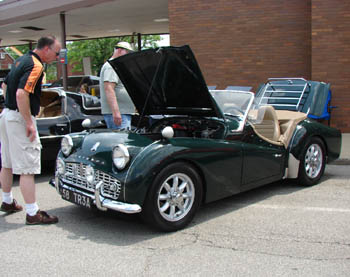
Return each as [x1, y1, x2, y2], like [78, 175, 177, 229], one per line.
[60, 187, 91, 209]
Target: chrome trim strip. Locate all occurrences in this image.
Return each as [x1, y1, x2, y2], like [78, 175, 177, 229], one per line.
[57, 179, 142, 214]
[81, 96, 101, 111]
[40, 135, 64, 139]
[36, 115, 65, 120]
[268, 77, 307, 82]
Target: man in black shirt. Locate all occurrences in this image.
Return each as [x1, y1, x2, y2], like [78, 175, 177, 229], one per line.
[0, 36, 61, 225]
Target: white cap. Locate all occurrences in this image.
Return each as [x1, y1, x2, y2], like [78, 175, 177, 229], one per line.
[115, 41, 134, 52]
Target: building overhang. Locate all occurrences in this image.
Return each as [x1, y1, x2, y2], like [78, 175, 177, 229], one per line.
[0, 0, 169, 46]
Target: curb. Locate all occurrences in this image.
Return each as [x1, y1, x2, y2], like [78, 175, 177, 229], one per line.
[330, 159, 350, 165]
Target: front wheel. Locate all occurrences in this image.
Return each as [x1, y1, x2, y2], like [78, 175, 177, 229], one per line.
[143, 162, 203, 232]
[298, 137, 326, 186]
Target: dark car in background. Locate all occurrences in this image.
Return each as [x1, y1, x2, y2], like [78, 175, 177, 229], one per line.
[48, 75, 100, 96]
[0, 69, 10, 86]
[1, 74, 103, 167]
[52, 45, 341, 231]
[0, 87, 104, 167]
[37, 87, 104, 162]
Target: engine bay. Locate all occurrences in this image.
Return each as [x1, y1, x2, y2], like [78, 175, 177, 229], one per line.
[143, 116, 226, 139]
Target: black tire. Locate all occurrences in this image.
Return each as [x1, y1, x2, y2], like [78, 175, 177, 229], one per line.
[142, 162, 203, 232]
[298, 137, 326, 186]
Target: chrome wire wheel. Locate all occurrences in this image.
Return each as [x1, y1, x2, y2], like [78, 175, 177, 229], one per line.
[157, 173, 195, 222]
[304, 143, 323, 179]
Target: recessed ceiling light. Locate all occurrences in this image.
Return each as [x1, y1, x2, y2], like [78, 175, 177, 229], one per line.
[154, 18, 169, 22]
[19, 39, 36, 42]
[21, 26, 45, 31]
[107, 29, 120, 32]
[9, 30, 23, 33]
[70, 35, 88, 38]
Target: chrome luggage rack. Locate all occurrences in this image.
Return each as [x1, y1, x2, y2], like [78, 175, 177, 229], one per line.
[257, 78, 310, 111]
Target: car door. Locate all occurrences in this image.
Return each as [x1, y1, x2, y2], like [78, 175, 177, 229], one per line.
[241, 139, 285, 190]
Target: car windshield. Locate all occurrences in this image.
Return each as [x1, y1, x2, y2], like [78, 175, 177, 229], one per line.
[210, 90, 254, 116]
[210, 90, 254, 131]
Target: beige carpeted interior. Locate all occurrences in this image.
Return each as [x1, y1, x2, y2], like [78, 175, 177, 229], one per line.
[37, 90, 62, 118]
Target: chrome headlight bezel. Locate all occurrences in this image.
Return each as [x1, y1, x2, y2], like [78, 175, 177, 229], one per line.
[61, 135, 73, 156]
[112, 144, 130, 170]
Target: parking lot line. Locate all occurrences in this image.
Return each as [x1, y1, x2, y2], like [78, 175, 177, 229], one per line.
[249, 204, 350, 213]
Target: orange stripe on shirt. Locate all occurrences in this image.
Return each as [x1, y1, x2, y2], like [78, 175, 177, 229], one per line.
[24, 55, 43, 93]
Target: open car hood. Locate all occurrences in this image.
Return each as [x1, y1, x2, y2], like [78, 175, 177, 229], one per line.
[108, 45, 223, 118]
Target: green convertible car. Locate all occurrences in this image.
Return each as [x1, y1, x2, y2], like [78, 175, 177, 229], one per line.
[52, 45, 341, 231]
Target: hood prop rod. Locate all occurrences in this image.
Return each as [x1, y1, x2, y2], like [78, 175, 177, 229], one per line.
[136, 48, 164, 130]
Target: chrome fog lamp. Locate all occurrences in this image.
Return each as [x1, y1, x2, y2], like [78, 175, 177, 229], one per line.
[113, 144, 130, 170]
[85, 165, 95, 184]
[61, 135, 73, 156]
[56, 158, 65, 175]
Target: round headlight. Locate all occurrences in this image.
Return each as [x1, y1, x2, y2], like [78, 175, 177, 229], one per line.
[85, 165, 95, 185]
[61, 135, 73, 156]
[113, 144, 130, 170]
[56, 158, 65, 175]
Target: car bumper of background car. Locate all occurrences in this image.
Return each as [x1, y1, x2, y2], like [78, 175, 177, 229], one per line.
[53, 176, 142, 214]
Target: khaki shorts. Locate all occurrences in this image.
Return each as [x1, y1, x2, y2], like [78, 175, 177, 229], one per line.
[0, 108, 42, 175]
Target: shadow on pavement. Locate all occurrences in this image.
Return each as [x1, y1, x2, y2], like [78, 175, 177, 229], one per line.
[34, 179, 308, 246]
[2, 167, 337, 246]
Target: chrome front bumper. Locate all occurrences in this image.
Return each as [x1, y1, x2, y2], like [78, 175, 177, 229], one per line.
[54, 176, 142, 214]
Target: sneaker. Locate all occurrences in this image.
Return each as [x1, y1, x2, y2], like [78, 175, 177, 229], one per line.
[26, 210, 58, 225]
[0, 199, 23, 213]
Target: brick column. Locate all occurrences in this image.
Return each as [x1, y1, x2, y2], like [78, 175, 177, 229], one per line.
[312, 0, 350, 131]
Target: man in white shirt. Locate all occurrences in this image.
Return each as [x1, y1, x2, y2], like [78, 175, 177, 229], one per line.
[99, 42, 135, 129]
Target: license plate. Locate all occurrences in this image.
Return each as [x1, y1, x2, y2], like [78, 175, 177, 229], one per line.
[60, 187, 92, 209]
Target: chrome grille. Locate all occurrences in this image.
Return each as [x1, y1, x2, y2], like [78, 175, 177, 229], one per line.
[96, 170, 122, 200]
[63, 162, 122, 200]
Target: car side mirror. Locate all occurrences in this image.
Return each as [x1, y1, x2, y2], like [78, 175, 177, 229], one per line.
[161, 126, 174, 139]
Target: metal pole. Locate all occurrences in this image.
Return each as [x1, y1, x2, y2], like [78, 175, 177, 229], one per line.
[137, 33, 141, 51]
[60, 12, 68, 91]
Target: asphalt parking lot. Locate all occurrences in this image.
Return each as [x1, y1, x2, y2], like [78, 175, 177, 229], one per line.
[1, 164, 350, 276]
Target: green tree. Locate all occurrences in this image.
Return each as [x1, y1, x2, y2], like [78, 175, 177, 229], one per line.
[6, 45, 30, 60]
[67, 35, 162, 75]
[5, 34, 163, 81]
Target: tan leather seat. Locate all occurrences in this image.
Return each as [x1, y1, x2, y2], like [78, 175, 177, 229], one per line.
[254, 105, 281, 142]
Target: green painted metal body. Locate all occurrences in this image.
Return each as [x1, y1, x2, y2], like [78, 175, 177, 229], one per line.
[58, 114, 341, 207]
[61, 116, 340, 208]
[289, 118, 341, 162]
